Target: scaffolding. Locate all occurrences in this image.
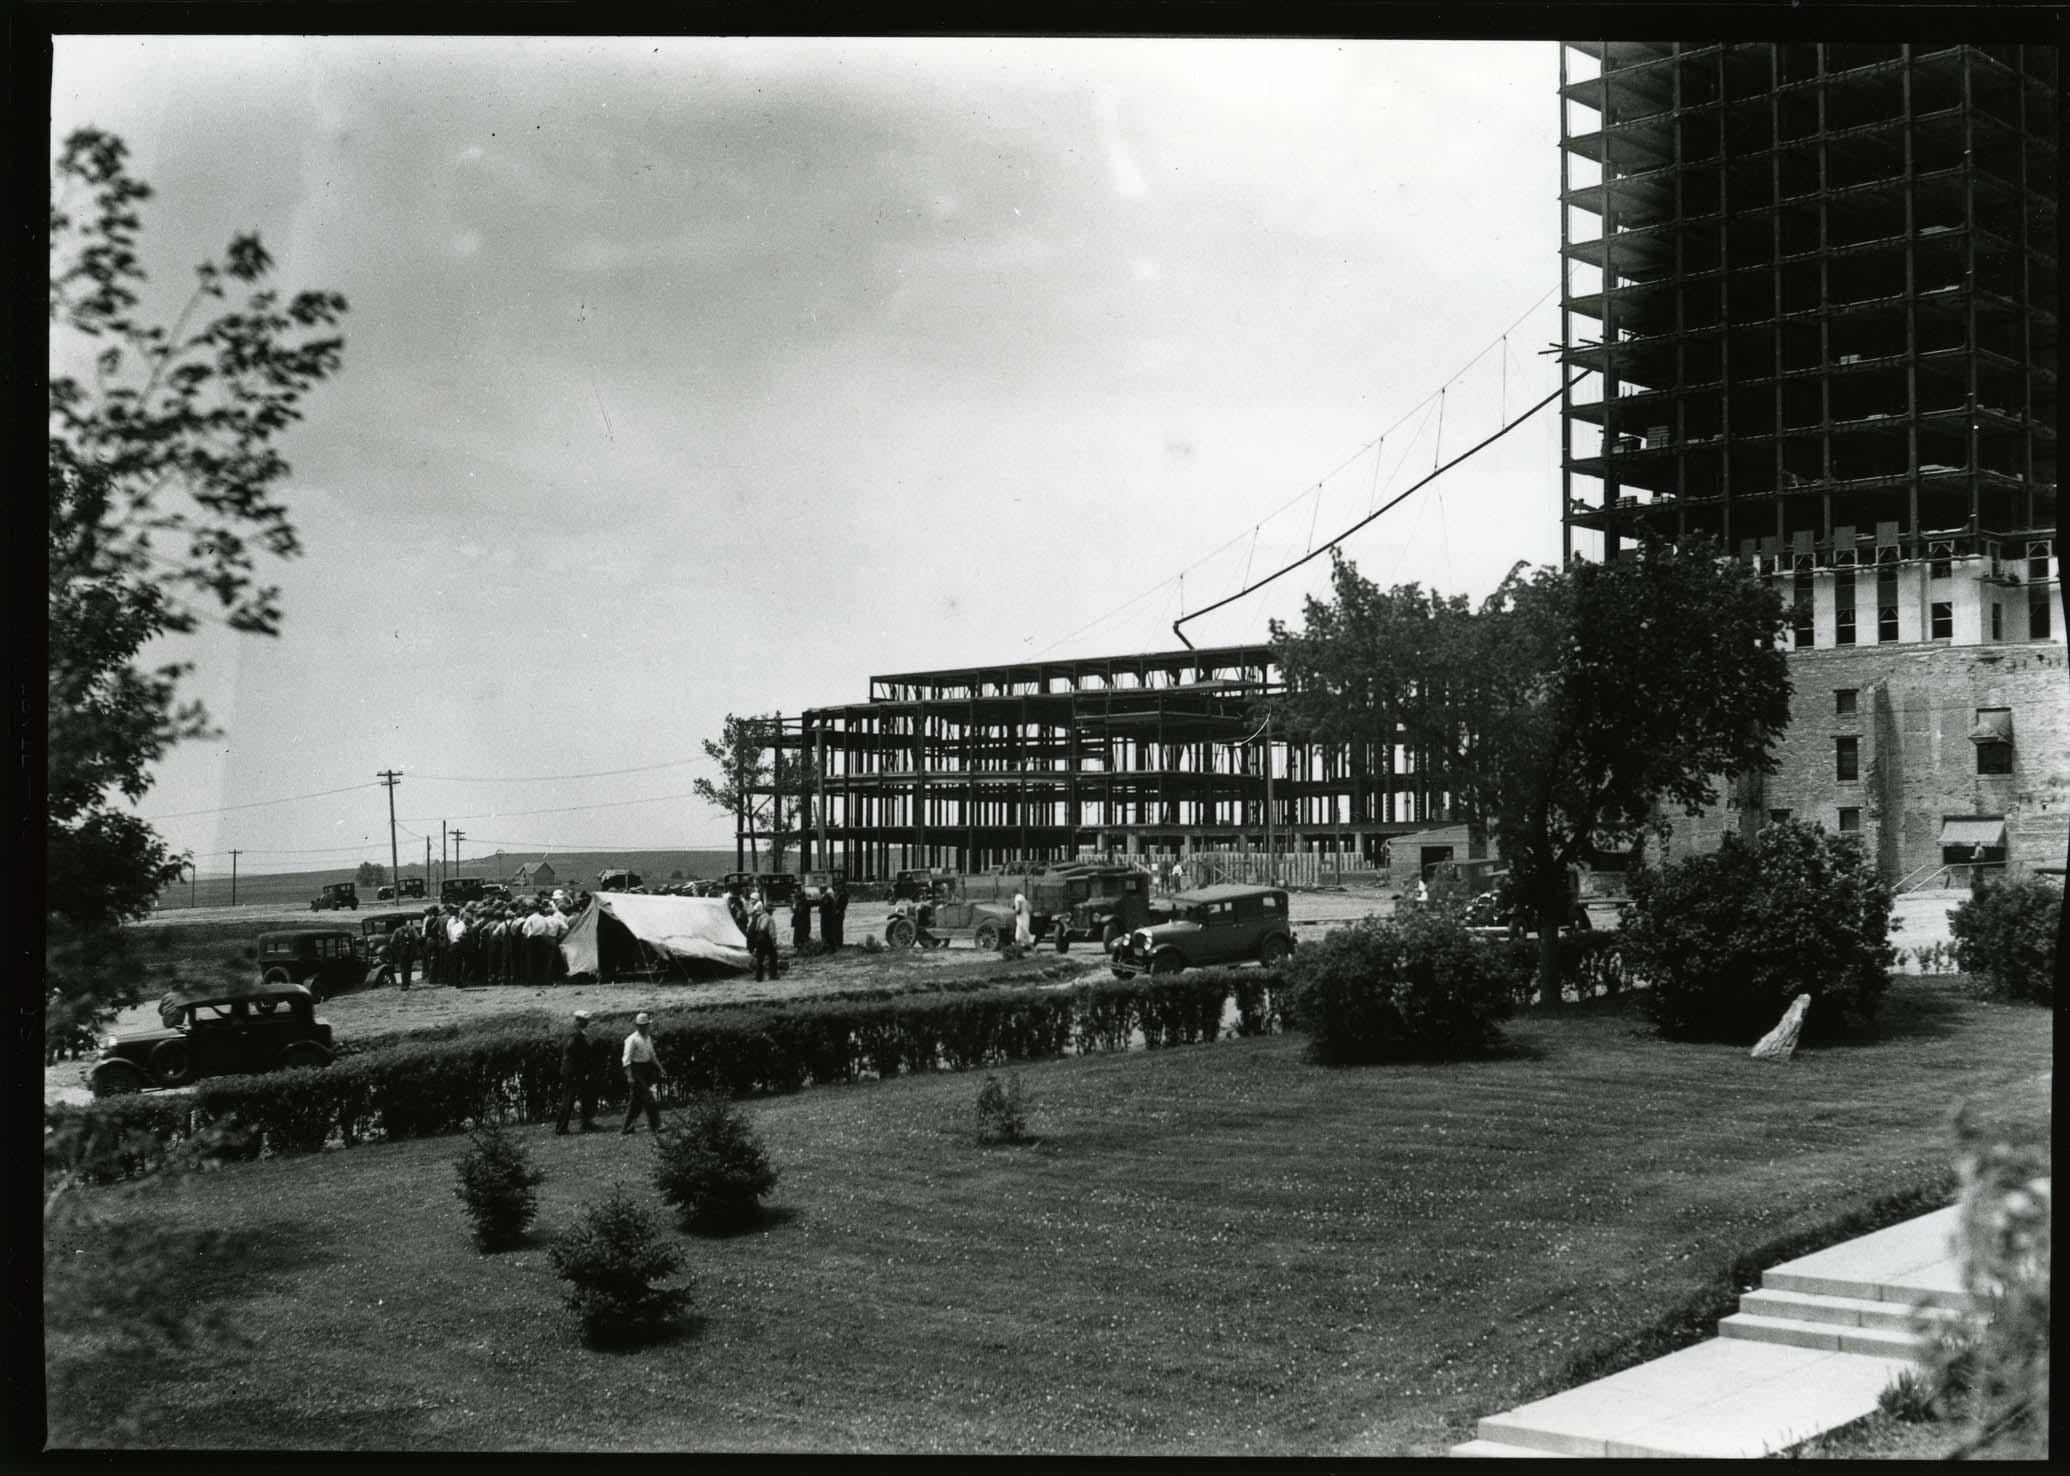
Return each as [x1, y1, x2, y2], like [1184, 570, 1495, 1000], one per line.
[747, 644, 1468, 881]
[1558, 42, 2058, 572]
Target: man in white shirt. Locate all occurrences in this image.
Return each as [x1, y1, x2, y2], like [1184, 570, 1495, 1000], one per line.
[621, 1011, 667, 1134]
[1012, 890, 1032, 949]
[520, 904, 552, 985]
[445, 909, 469, 987]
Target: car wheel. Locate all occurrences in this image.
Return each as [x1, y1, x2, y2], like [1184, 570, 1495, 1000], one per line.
[148, 1039, 197, 1088]
[90, 1061, 148, 1097]
[278, 1041, 332, 1070]
[886, 917, 916, 948]
[1101, 919, 1125, 949]
[1148, 953, 1183, 976]
[263, 966, 291, 986]
[1258, 934, 1291, 967]
[974, 922, 1003, 951]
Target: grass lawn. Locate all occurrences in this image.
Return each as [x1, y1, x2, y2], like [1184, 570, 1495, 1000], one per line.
[46, 979, 2050, 1454]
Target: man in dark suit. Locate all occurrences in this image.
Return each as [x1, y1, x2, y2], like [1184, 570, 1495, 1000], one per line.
[555, 1009, 600, 1134]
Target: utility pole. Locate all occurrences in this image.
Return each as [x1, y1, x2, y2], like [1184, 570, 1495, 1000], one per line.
[229, 849, 241, 906]
[441, 821, 447, 890]
[1264, 713, 1276, 886]
[377, 770, 403, 895]
[425, 835, 432, 895]
[451, 830, 466, 879]
[187, 860, 196, 910]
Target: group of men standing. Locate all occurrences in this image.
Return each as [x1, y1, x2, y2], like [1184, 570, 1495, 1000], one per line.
[720, 882, 850, 980]
[388, 894, 581, 988]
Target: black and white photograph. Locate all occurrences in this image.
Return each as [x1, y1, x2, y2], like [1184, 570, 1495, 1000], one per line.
[35, 14, 2056, 1458]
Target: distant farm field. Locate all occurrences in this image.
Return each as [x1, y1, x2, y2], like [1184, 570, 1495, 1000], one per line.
[45, 979, 2050, 1454]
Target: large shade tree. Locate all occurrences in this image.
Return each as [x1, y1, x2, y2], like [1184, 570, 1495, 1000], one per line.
[47, 129, 348, 1040]
[1270, 539, 1792, 1003]
[695, 714, 817, 872]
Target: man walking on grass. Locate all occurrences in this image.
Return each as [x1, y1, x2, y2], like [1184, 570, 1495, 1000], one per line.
[621, 1011, 667, 1134]
[556, 1009, 600, 1134]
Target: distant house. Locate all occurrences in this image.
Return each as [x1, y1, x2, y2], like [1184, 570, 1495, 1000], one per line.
[510, 859, 557, 889]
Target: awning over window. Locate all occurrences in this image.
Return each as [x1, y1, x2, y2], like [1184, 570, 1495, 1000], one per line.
[1968, 708, 2013, 745]
[1939, 818, 2007, 848]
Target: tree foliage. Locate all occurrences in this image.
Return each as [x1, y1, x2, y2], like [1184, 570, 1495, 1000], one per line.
[355, 860, 387, 886]
[694, 713, 819, 869]
[1271, 540, 1791, 1003]
[46, 128, 347, 1037]
[1947, 875, 2060, 1005]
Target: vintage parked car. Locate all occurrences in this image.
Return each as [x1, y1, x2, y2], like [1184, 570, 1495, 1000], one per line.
[882, 873, 1037, 950]
[440, 877, 487, 904]
[1045, 863, 1160, 952]
[358, 914, 419, 985]
[596, 868, 644, 893]
[256, 928, 368, 1000]
[310, 880, 359, 912]
[374, 879, 426, 901]
[890, 868, 947, 902]
[1461, 876, 1593, 939]
[1109, 885, 1295, 977]
[88, 980, 337, 1095]
[723, 870, 800, 905]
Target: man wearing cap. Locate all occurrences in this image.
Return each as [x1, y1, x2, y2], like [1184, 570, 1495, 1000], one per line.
[621, 1011, 667, 1134]
[556, 1010, 600, 1134]
[521, 902, 552, 985]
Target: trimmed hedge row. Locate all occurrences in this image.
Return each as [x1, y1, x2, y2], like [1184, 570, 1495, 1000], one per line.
[49, 971, 1288, 1179]
[1495, 933, 1630, 1005]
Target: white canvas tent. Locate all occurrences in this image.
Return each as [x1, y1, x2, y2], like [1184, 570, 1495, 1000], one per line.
[559, 892, 751, 978]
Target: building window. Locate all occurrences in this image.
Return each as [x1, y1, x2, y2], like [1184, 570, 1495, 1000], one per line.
[1792, 571, 1814, 647]
[1838, 806, 1861, 834]
[2028, 539, 2053, 580]
[2033, 593, 2052, 640]
[1990, 602, 2003, 641]
[1836, 736, 1859, 782]
[1977, 742, 2013, 776]
[1835, 687, 1858, 716]
[1878, 566, 1899, 642]
[1973, 707, 2013, 775]
[1768, 808, 1792, 825]
[1930, 539, 1955, 579]
[1835, 570, 1856, 645]
[1931, 602, 1953, 639]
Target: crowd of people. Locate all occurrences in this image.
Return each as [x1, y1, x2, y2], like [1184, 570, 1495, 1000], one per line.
[381, 881, 855, 987]
[385, 890, 589, 988]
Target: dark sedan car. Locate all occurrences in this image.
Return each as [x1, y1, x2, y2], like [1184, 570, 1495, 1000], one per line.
[257, 928, 368, 1000]
[1109, 885, 1295, 977]
[89, 981, 336, 1095]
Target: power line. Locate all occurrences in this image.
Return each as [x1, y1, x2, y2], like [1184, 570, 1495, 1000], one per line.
[410, 756, 704, 784]
[1173, 372, 1585, 646]
[141, 781, 383, 821]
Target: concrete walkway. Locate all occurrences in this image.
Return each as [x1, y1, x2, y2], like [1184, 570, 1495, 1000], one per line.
[1453, 1206, 1975, 1458]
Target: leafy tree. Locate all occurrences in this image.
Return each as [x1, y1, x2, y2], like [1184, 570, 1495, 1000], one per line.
[694, 713, 817, 870]
[1271, 539, 1790, 1005]
[355, 860, 387, 886]
[47, 128, 348, 1041]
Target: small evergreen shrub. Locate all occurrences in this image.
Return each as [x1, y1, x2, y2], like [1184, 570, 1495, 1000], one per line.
[548, 1186, 693, 1346]
[1620, 820, 1895, 1041]
[974, 1072, 1029, 1144]
[1281, 909, 1515, 1064]
[452, 1120, 543, 1251]
[652, 1096, 779, 1232]
[1948, 876, 2059, 1005]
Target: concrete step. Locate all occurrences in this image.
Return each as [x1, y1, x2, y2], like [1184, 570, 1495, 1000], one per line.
[1458, 1337, 1912, 1458]
[1717, 1311, 1928, 1359]
[1738, 1286, 1977, 1336]
[1449, 1438, 1572, 1458]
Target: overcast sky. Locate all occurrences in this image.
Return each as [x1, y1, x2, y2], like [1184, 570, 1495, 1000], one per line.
[53, 35, 1566, 874]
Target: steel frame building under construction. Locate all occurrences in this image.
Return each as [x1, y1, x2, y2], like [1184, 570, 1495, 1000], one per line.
[754, 645, 1467, 882]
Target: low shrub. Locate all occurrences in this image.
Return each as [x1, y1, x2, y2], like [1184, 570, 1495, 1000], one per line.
[652, 1096, 779, 1232]
[46, 970, 1295, 1171]
[548, 1186, 693, 1347]
[1620, 820, 1894, 1042]
[1876, 1366, 1940, 1424]
[453, 1120, 544, 1251]
[1281, 910, 1515, 1064]
[974, 1072, 1030, 1145]
[1947, 875, 2059, 1005]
